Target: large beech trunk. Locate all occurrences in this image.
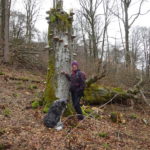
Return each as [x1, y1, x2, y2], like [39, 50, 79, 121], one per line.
[43, 0, 74, 113]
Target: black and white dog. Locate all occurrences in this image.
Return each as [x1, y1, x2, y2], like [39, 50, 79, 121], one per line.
[43, 99, 68, 130]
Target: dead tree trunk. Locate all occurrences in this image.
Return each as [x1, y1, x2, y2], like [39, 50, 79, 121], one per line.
[43, 0, 75, 113]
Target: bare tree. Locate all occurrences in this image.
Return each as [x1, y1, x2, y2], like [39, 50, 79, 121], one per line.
[0, 0, 10, 63]
[130, 27, 142, 70]
[9, 11, 26, 40]
[140, 27, 150, 79]
[79, 0, 102, 59]
[76, 11, 88, 60]
[100, 0, 114, 63]
[0, 0, 2, 54]
[23, 0, 40, 43]
[111, 0, 149, 67]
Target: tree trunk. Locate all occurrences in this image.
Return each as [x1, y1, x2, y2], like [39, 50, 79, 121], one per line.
[0, 0, 2, 56]
[101, 25, 107, 63]
[124, 2, 131, 68]
[91, 24, 98, 59]
[43, 1, 74, 113]
[3, 0, 9, 62]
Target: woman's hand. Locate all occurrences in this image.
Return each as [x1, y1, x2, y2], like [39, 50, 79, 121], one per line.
[61, 71, 67, 75]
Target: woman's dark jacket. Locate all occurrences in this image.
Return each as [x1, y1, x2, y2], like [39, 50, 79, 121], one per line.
[65, 69, 86, 94]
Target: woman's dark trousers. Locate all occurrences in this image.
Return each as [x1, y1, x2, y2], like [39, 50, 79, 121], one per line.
[71, 91, 84, 120]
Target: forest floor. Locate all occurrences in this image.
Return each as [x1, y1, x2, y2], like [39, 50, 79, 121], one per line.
[0, 65, 150, 150]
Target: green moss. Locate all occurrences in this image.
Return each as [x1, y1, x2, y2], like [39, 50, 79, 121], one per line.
[64, 103, 75, 116]
[28, 84, 38, 90]
[84, 84, 131, 105]
[130, 114, 137, 119]
[3, 108, 11, 117]
[50, 15, 56, 23]
[43, 7, 74, 114]
[32, 101, 40, 109]
[84, 107, 93, 114]
[82, 105, 93, 114]
[43, 104, 51, 113]
[48, 8, 72, 33]
[110, 112, 125, 123]
[112, 87, 124, 93]
[0, 72, 5, 75]
[84, 85, 112, 105]
[98, 132, 109, 138]
[82, 109, 88, 116]
[81, 106, 100, 118]
[43, 53, 57, 106]
[12, 93, 19, 98]
[102, 143, 110, 150]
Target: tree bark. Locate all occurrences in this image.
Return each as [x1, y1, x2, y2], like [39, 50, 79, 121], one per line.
[43, 0, 74, 113]
[124, 2, 131, 67]
[3, 0, 9, 62]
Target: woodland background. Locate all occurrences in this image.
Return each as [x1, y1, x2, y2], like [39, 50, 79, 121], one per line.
[0, 0, 150, 149]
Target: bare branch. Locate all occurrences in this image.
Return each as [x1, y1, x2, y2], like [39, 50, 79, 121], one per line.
[129, 0, 145, 28]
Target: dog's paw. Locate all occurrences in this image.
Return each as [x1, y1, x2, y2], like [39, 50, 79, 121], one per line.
[55, 125, 63, 131]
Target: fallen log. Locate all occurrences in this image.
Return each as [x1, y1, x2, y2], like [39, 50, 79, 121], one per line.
[1, 74, 43, 83]
[84, 76, 149, 106]
[83, 84, 134, 105]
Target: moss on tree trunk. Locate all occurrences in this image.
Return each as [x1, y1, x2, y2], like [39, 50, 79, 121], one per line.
[43, 2, 75, 114]
[43, 53, 58, 112]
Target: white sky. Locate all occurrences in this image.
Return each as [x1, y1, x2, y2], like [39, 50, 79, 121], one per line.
[12, 0, 150, 43]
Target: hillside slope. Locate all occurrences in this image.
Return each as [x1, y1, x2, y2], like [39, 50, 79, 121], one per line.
[0, 65, 150, 150]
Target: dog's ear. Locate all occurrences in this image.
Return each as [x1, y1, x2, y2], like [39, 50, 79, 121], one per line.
[61, 100, 67, 107]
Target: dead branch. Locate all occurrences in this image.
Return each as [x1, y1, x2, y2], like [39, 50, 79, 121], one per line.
[86, 71, 106, 88]
[140, 90, 150, 106]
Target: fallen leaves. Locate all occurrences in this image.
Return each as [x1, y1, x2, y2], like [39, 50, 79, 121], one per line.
[0, 66, 150, 150]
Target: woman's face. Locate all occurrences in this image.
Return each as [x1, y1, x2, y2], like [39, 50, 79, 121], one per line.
[72, 65, 78, 71]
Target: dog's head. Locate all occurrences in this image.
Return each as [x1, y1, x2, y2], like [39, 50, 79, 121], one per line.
[59, 99, 68, 107]
[53, 99, 68, 110]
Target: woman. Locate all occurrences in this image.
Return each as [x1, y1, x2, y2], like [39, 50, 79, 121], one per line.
[61, 61, 86, 120]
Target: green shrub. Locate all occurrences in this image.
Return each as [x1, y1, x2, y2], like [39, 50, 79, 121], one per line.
[98, 132, 109, 138]
[43, 104, 50, 113]
[130, 114, 137, 119]
[31, 101, 40, 109]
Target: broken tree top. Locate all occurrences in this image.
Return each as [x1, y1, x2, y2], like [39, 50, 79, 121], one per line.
[53, 0, 63, 9]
